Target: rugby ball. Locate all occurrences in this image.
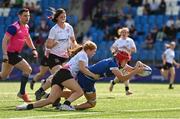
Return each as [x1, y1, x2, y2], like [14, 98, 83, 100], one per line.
[137, 65, 152, 77]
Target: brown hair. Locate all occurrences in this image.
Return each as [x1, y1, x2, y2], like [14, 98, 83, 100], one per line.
[48, 7, 66, 23]
[18, 8, 29, 15]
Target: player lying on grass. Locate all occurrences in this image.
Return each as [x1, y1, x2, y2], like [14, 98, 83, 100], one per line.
[55, 50, 145, 110]
[73, 50, 144, 110]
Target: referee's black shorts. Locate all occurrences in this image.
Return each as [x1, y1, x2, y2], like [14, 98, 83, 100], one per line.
[7, 52, 23, 65]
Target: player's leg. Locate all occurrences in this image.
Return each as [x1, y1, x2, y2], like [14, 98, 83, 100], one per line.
[109, 77, 120, 92]
[30, 65, 49, 90]
[160, 68, 169, 80]
[74, 92, 96, 110]
[124, 80, 133, 95]
[34, 65, 61, 100]
[16, 84, 62, 110]
[169, 67, 175, 89]
[35, 74, 54, 100]
[15, 59, 32, 102]
[0, 62, 13, 80]
[59, 78, 83, 110]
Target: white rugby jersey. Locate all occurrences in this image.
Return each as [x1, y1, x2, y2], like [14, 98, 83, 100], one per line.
[164, 48, 175, 64]
[64, 50, 88, 77]
[48, 22, 75, 58]
[112, 37, 136, 53]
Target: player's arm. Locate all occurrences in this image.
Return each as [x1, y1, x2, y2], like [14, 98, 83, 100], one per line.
[111, 44, 118, 55]
[45, 38, 58, 49]
[130, 39, 137, 53]
[130, 46, 136, 53]
[45, 28, 59, 49]
[26, 35, 38, 58]
[123, 64, 134, 72]
[162, 53, 166, 65]
[70, 36, 78, 49]
[173, 59, 180, 68]
[2, 34, 10, 56]
[79, 61, 99, 80]
[2, 25, 16, 61]
[2, 34, 11, 61]
[112, 66, 143, 82]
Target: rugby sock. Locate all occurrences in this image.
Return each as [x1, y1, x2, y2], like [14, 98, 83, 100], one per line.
[112, 80, 116, 85]
[32, 80, 36, 83]
[63, 100, 71, 106]
[27, 104, 34, 110]
[39, 87, 45, 92]
[125, 86, 129, 91]
[52, 98, 61, 107]
[20, 75, 29, 95]
[169, 84, 173, 88]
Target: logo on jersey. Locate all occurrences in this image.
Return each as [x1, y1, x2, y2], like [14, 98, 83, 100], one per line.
[66, 29, 70, 33]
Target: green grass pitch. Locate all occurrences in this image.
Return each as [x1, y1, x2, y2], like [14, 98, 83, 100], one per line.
[0, 82, 180, 118]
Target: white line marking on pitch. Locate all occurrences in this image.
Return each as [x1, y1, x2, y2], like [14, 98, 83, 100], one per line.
[9, 112, 100, 119]
[119, 107, 180, 112]
[8, 107, 180, 119]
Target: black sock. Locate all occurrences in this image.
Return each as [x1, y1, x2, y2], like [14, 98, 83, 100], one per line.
[27, 104, 34, 110]
[63, 100, 71, 106]
[52, 98, 61, 107]
[32, 80, 36, 83]
[38, 87, 44, 93]
[112, 80, 116, 85]
[169, 84, 172, 88]
[20, 75, 29, 95]
[125, 86, 129, 91]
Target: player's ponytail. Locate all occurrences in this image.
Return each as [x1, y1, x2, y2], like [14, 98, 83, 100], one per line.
[68, 44, 83, 58]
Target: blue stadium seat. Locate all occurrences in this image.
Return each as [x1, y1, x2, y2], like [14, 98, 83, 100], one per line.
[0, 16, 4, 24]
[122, 6, 130, 14]
[148, 15, 156, 26]
[131, 7, 137, 16]
[176, 32, 180, 39]
[156, 15, 163, 28]
[175, 50, 180, 61]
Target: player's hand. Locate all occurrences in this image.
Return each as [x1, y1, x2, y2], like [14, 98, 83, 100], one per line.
[32, 49, 38, 58]
[177, 63, 180, 68]
[53, 40, 59, 48]
[3, 54, 8, 63]
[45, 49, 50, 58]
[134, 66, 144, 74]
[93, 74, 100, 80]
[135, 61, 144, 68]
[163, 60, 166, 65]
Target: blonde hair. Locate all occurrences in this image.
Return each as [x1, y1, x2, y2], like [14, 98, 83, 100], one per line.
[69, 41, 97, 57]
[83, 40, 97, 51]
[118, 27, 129, 35]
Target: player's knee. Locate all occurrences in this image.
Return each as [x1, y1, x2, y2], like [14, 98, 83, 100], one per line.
[77, 88, 84, 97]
[0, 73, 8, 80]
[24, 67, 32, 75]
[87, 99, 96, 108]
